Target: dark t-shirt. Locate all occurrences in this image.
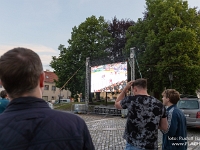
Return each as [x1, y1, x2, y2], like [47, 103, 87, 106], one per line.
[120, 95, 166, 149]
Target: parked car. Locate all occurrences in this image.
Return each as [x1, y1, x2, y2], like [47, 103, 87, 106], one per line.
[54, 99, 71, 104]
[60, 99, 71, 103]
[177, 95, 200, 128]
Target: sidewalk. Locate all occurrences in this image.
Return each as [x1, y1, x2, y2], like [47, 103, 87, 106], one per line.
[77, 114, 200, 150]
[78, 114, 162, 150]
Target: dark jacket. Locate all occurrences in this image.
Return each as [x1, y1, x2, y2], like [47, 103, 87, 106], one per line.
[162, 105, 187, 150]
[0, 97, 95, 150]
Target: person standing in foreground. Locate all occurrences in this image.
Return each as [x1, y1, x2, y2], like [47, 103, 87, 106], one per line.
[115, 78, 168, 150]
[0, 47, 94, 150]
[161, 89, 187, 150]
[0, 90, 9, 113]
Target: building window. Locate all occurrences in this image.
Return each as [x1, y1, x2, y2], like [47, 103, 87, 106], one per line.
[44, 85, 49, 90]
[52, 86, 56, 91]
[42, 96, 48, 101]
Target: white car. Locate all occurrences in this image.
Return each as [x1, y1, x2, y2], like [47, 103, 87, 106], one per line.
[60, 99, 71, 103]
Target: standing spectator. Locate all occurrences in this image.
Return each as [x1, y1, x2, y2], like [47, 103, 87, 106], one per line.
[47, 101, 54, 109]
[115, 78, 168, 150]
[0, 90, 9, 113]
[161, 89, 187, 150]
[0, 47, 94, 150]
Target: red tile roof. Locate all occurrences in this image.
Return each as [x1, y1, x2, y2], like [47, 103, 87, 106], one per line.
[44, 71, 58, 83]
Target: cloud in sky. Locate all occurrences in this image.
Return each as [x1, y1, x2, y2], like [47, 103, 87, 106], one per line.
[0, 0, 199, 73]
[0, 44, 59, 71]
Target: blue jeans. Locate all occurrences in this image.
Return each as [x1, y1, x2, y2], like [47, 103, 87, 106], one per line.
[125, 143, 144, 150]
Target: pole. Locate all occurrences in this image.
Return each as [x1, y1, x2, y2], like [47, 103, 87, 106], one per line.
[59, 90, 61, 103]
[85, 57, 90, 111]
[130, 47, 135, 95]
[169, 72, 173, 89]
[105, 92, 107, 106]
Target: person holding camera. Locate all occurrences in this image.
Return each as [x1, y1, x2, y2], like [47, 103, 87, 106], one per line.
[115, 78, 168, 150]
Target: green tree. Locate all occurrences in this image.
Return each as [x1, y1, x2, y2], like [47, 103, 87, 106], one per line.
[126, 0, 200, 95]
[50, 16, 113, 98]
[107, 16, 135, 58]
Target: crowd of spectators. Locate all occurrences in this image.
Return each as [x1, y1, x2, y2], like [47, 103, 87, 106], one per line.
[94, 80, 127, 93]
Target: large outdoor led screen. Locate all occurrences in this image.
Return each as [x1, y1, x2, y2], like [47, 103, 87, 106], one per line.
[91, 61, 127, 93]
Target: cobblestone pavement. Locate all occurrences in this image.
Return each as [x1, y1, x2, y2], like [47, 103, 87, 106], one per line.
[77, 114, 162, 150]
[77, 114, 200, 150]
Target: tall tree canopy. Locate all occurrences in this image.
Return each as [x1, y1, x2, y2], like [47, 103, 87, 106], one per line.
[107, 17, 135, 58]
[126, 0, 200, 95]
[50, 16, 113, 98]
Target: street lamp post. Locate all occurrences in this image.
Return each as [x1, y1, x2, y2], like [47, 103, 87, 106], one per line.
[59, 89, 62, 103]
[169, 72, 173, 88]
[58, 88, 64, 103]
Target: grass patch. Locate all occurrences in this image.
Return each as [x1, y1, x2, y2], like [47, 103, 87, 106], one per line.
[54, 102, 85, 111]
[54, 101, 115, 111]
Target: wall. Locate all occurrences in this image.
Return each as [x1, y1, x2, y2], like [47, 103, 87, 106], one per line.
[42, 82, 71, 102]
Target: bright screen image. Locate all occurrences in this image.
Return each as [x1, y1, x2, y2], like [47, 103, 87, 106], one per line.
[91, 61, 127, 93]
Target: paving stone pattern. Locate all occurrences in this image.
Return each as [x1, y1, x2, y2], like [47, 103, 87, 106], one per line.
[77, 114, 162, 150]
[77, 114, 200, 150]
[87, 119, 126, 150]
